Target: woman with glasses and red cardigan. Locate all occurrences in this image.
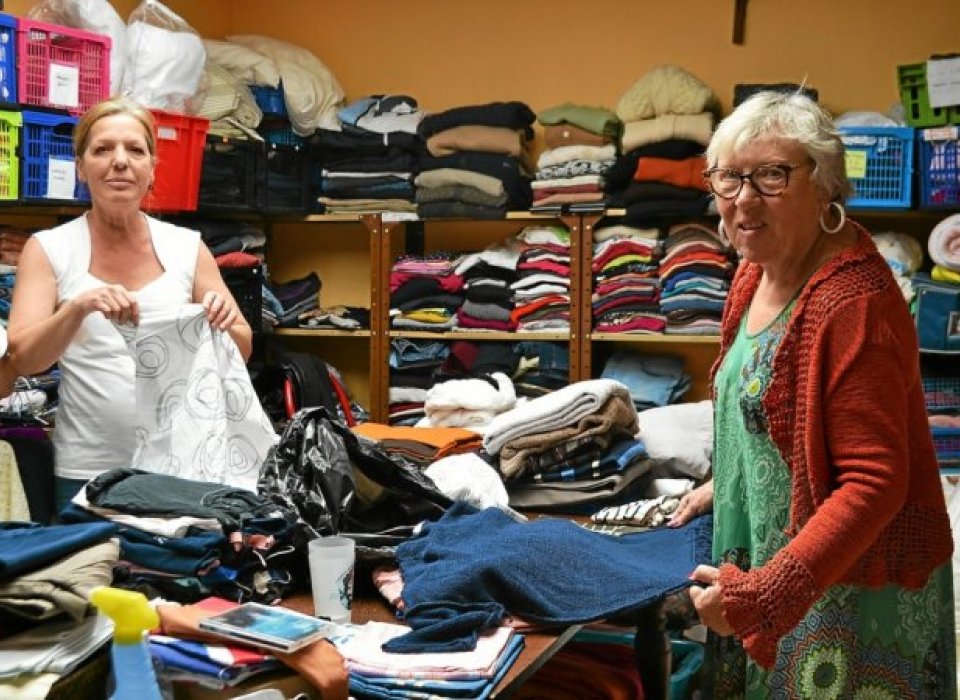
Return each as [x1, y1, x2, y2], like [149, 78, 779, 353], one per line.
[677, 91, 955, 698]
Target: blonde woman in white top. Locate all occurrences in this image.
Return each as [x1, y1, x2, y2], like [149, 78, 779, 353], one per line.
[8, 97, 251, 512]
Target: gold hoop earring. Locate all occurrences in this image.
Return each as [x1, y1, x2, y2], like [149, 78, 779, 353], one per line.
[717, 220, 730, 246]
[820, 201, 846, 235]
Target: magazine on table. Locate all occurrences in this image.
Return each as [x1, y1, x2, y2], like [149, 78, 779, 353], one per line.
[198, 602, 337, 653]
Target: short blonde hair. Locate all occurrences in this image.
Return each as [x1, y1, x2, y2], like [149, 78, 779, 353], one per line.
[705, 91, 853, 203]
[74, 96, 156, 158]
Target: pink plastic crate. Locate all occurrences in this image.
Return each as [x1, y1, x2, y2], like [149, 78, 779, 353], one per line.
[16, 18, 110, 115]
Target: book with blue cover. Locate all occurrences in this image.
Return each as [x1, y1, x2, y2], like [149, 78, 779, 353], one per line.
[198, 602, 336, 653]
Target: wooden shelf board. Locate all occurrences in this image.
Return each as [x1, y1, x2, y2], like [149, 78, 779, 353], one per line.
[390, 330, 571, 341]
[274, 328, 371, 337]
[590, 333, 721, 344]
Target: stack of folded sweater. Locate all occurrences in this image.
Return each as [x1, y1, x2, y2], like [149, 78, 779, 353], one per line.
[416, 101, 535, 218]
[455, 244, 520, 331]
[389, 339, 450, 426]
[591, 222, 663, 333]
[532, 103, 621, 212]
[658, 222, 734, 335]
[607, 65, 718, 220]
[511, 226, 572, 332]
[390, 252, 464, 331]
[266, 271, 322, 327]
[315, 95, 424, 213]
[482, 379, 650, 511]
[309, 117, 425, 214]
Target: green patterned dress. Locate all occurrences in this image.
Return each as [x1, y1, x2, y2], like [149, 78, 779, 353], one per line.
[711, 303, 957, 699]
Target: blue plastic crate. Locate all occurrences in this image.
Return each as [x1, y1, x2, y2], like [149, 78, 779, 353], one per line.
[21, 109, 89, 202]
[839, 126, 914, 209]
[260, 125, 305, 149]
[0, 13, 15, 104]
[250, 84, 287, 118]
[918, 126, 960, 209]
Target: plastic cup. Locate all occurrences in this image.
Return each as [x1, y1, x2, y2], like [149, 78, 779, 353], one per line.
[307, 536, 355, 624]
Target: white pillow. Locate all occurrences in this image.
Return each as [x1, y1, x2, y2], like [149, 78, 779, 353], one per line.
[636, 400, 713, 480]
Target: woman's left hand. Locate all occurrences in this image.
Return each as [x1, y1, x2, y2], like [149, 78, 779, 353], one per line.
[201, 290, 239, 331]
[688, 564, 734, 636]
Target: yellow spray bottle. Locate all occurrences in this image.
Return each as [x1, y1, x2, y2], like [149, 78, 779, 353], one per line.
[90, 586, 163, 700]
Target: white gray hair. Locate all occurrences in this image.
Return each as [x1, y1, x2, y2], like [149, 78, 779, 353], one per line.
[705, 91, 853, 203]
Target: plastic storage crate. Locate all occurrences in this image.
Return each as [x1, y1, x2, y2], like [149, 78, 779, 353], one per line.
[932, 427, 960, 462]
[20, 109, 89, 202]
[918, 126, 960, 209]
[898, 63, 960, 128]
[839, 126, 914, 209]
[250, 84, 287, 118]
[923, 377, 960, 412]
[143, 110, 209, 213]
[221, 265, 263, 333]
[16, 17, 110, 115]
[198, 134, 264, 211]
[0, 12, 16, 104]
[0, 109, 20, 201]
[263, 142, 313, 214]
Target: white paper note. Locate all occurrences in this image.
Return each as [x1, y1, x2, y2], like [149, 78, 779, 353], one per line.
[47, 158, 76, 200]
[48, 63, 80, 108]
[926, 57, 960, 109]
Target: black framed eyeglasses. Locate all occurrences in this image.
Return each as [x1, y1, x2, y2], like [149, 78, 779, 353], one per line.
[702, 161, 812, 199]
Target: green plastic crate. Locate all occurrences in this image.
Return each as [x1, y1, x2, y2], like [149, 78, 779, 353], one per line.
[898, 63, 960, 128]
[0, 109, 20, 201]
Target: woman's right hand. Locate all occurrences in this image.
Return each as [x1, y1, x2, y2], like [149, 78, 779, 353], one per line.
[74, 284, 140, 326]
[668, 479, 714, 527]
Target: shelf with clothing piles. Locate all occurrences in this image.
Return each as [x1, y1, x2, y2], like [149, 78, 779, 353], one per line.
[576, 210, 734, 404]
[377, 212, 585, 426]
[263, 212, 385, 420]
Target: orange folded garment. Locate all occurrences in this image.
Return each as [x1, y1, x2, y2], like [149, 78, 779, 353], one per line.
[634, 155, 708, 191]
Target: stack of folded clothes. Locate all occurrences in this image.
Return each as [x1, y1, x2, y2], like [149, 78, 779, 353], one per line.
[416, 101, 536, 218]
[388, 339, 450, 426]
[455, 243, 520, 330]
[511, 226, 571, 332]
[606, 65, 719, 221]
[482, 379, 651, 512]
[658, 222, 735, 335]
[265, 271, 322, 327]
[390, 252, 465, 331]
[590, 222, 664, 334]
[314, 94, 424, 213]
[532, 103, 621, 212]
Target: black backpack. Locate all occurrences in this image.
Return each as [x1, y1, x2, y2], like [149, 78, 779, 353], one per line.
[254, 349, 356, 427]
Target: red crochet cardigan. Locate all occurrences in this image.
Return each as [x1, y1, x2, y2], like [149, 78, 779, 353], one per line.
[712, 224, 953, 669]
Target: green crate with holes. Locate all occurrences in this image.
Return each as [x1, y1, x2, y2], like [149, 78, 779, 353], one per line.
[0, 109, 20, 201]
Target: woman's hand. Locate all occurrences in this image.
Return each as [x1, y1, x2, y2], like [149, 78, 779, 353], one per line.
[75, 284, 140, 326]
[668, 479, 714, 527]
[688, 564, 734, 636]
[202, 289, 240, 331]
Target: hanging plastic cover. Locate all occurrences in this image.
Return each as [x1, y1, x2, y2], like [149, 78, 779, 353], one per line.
[121, 0, 207, 113]
[26, 0, 127, 95]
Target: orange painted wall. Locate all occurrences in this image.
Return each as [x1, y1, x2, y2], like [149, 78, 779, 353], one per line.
[5, 0, 957, 116]
[224, 0, 957, 117]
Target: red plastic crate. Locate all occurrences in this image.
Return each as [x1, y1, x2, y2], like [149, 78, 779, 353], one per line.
[143, 110, 209, 213]
[16, 18, 110, 116]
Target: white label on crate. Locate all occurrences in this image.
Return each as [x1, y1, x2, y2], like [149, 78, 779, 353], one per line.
[157, 126, 178, 141]
[949, 312, 960, 342]
[844, 150, 867, 179]
[47, 158, 76, 200]
[48, 63, 80, 109]
[927, 57, 960, 109]
[924, 127, 959, 142]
